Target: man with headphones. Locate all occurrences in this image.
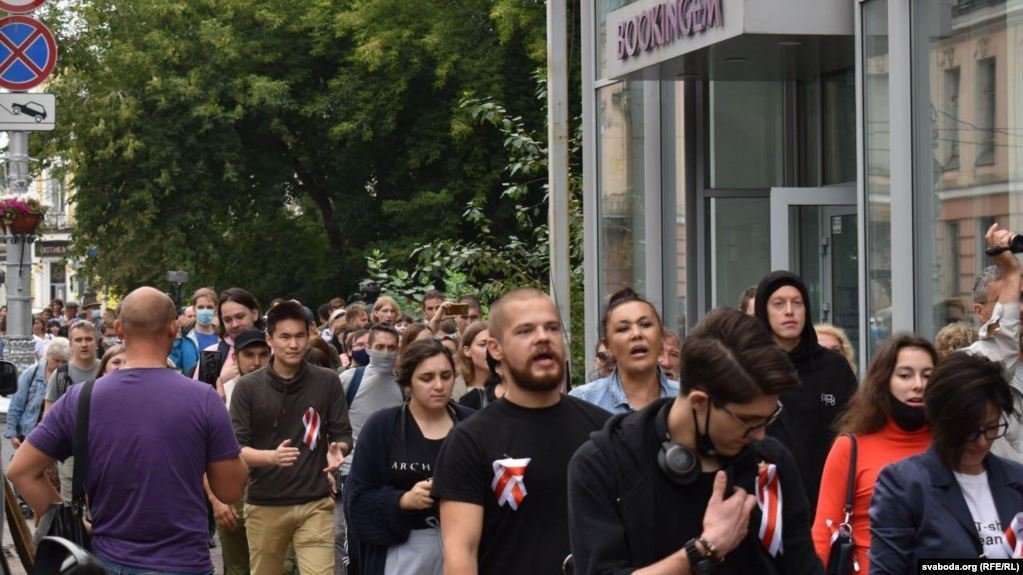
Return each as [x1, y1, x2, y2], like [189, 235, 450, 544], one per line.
[567, 308, 823, 575]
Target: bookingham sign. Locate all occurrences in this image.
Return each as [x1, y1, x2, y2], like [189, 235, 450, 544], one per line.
[616, 0, 723, 61]
[605, 0, 741, 80]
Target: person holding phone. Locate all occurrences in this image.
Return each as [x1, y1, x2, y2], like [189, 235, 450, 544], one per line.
[567, 308, 823, 574]
[344, 339, 474, 575]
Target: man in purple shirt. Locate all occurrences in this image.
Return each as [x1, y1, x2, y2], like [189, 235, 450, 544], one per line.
[9, 286, 248, 574]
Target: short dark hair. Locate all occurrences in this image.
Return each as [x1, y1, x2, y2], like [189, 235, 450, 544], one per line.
[218, 288, 261, 337]
[927, 352, 1020, 469]
[837, 334, 937, 435]
[368, 323, 400, 346]
[397, 339, 454, 388]
[347, 329, 369, 347]
[266, 300, 311, 335]
[317, 303, 331, 322]
[601, 287, 662, 341]
[423, 289, 445, 304]
[680, 307, 799, 404]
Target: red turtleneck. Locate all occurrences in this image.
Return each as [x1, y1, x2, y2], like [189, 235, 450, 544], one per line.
[811, 417, 931, 575]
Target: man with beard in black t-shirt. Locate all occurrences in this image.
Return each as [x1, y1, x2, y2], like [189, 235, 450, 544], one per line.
[431, 288, 611, 574]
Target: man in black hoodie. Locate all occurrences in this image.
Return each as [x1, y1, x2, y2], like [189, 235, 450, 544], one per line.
[754, 271, 857, 517]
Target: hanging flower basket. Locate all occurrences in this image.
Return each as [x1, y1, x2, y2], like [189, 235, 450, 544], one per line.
[9, 213, 41, 234]
[0, 196, 47, 235]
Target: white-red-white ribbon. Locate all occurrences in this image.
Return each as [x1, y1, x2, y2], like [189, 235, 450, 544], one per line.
[1003, 512, 1023, 557]
[491, 457, 530, 510]
[756, 463, 783, 557]
[302, 407, 320, 451]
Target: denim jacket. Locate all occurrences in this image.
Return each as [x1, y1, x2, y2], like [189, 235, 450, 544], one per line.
[5, 362, 46, 439]
[569, 368, 679, 414]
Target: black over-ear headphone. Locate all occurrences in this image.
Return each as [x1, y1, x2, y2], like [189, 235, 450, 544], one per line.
[655, 402, 701, 485]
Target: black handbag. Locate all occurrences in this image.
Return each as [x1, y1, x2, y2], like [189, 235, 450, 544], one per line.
[33, 378, 94, 552]
[826, 433, 858, 575]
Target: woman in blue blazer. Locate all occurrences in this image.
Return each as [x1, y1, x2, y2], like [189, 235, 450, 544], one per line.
[870, 352, 1023, 573]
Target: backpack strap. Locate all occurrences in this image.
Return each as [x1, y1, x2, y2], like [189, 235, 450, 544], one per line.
[217, 339, 231, 365]
[345, 367, 366, 407]
[72, 378, 95, 508]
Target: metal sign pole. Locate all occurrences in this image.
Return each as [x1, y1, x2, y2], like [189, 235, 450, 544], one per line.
[547, 0, 572, 345]
[5, 129, 35, 370]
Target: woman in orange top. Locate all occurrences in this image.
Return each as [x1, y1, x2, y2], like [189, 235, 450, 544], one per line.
[812, 334, 936, 574]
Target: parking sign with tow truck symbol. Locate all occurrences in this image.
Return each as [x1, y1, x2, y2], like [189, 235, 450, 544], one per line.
[0, 92, 54, 130]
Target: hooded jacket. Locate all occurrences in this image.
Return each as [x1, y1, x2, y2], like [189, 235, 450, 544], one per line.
[567, 398, 823, 575]
[754, 271, 858, 516]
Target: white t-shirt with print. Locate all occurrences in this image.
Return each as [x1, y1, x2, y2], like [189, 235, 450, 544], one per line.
[955, 470, 1009, 559]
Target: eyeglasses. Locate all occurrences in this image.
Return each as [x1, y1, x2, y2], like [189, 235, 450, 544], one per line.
[596, 351, 612, 363]
[715, 400, 784, 439]
[968, 418, 1009, 442]
[434, 334, 459, 343]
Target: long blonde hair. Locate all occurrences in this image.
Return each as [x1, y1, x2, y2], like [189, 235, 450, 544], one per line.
[371, 295, 400, 324]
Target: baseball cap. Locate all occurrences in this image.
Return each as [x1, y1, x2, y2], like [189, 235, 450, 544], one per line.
[234, 329, 268, 352]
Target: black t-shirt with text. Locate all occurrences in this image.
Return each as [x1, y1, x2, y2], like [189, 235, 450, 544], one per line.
[431, 395, 610, 574]
[388, 408, 445, 529]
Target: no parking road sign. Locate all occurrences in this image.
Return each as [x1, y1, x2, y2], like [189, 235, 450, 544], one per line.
[0, 1, 46, 14]
[0, 16, 55, 91]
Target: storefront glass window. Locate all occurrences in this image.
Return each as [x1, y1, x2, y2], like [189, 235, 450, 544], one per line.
[863, 0, 891, 355]
[709, 81, 785, 189]
[707, 197, 771, 309]
[598, 81, 647, 302]
[596, 0, 642, 80]
[913, 0, 1021, 339]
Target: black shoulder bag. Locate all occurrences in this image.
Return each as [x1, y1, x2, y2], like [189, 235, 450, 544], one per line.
[826, 433, 857, 575]
[34, 378, 94, 551]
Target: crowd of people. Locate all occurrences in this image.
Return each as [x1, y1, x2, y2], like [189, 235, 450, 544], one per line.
[0, 224, 1022, 575]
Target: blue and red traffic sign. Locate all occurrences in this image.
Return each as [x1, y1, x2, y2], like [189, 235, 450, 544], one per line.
[0, 15, 55, 91]
[0, 1, 46, 14]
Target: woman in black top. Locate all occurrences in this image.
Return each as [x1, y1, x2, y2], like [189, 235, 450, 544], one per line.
[344, 340, 474, 575]
[458, 348, 504, 410]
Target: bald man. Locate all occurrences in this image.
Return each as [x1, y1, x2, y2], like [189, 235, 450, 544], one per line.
[9, 286, 248, 574]
[431, 288, 611, 574]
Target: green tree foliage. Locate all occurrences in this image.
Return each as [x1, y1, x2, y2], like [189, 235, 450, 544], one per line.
[367, 86, 587, 383]
[37, 0, 552, 304]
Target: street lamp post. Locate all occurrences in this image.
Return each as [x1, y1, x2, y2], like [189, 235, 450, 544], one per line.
[4, 131, 37, 371]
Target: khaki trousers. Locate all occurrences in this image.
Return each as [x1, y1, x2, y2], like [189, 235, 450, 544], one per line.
[245, 497, 334, 575]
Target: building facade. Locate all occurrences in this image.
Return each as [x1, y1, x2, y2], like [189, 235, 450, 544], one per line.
[0, 161, 83, 312]
[582, 0, 1023, 371]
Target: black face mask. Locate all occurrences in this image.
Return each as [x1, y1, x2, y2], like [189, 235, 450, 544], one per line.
[693, 406, 748, 469]
[887, 391, 927, 431]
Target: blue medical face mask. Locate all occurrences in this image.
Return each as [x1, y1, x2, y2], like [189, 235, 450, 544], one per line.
[352, 349, 370, 366]
[196, 309, 215, 326]
[91, 309, 101, 320]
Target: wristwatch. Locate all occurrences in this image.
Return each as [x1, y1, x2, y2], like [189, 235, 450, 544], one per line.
[684, 538, 721, 575]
